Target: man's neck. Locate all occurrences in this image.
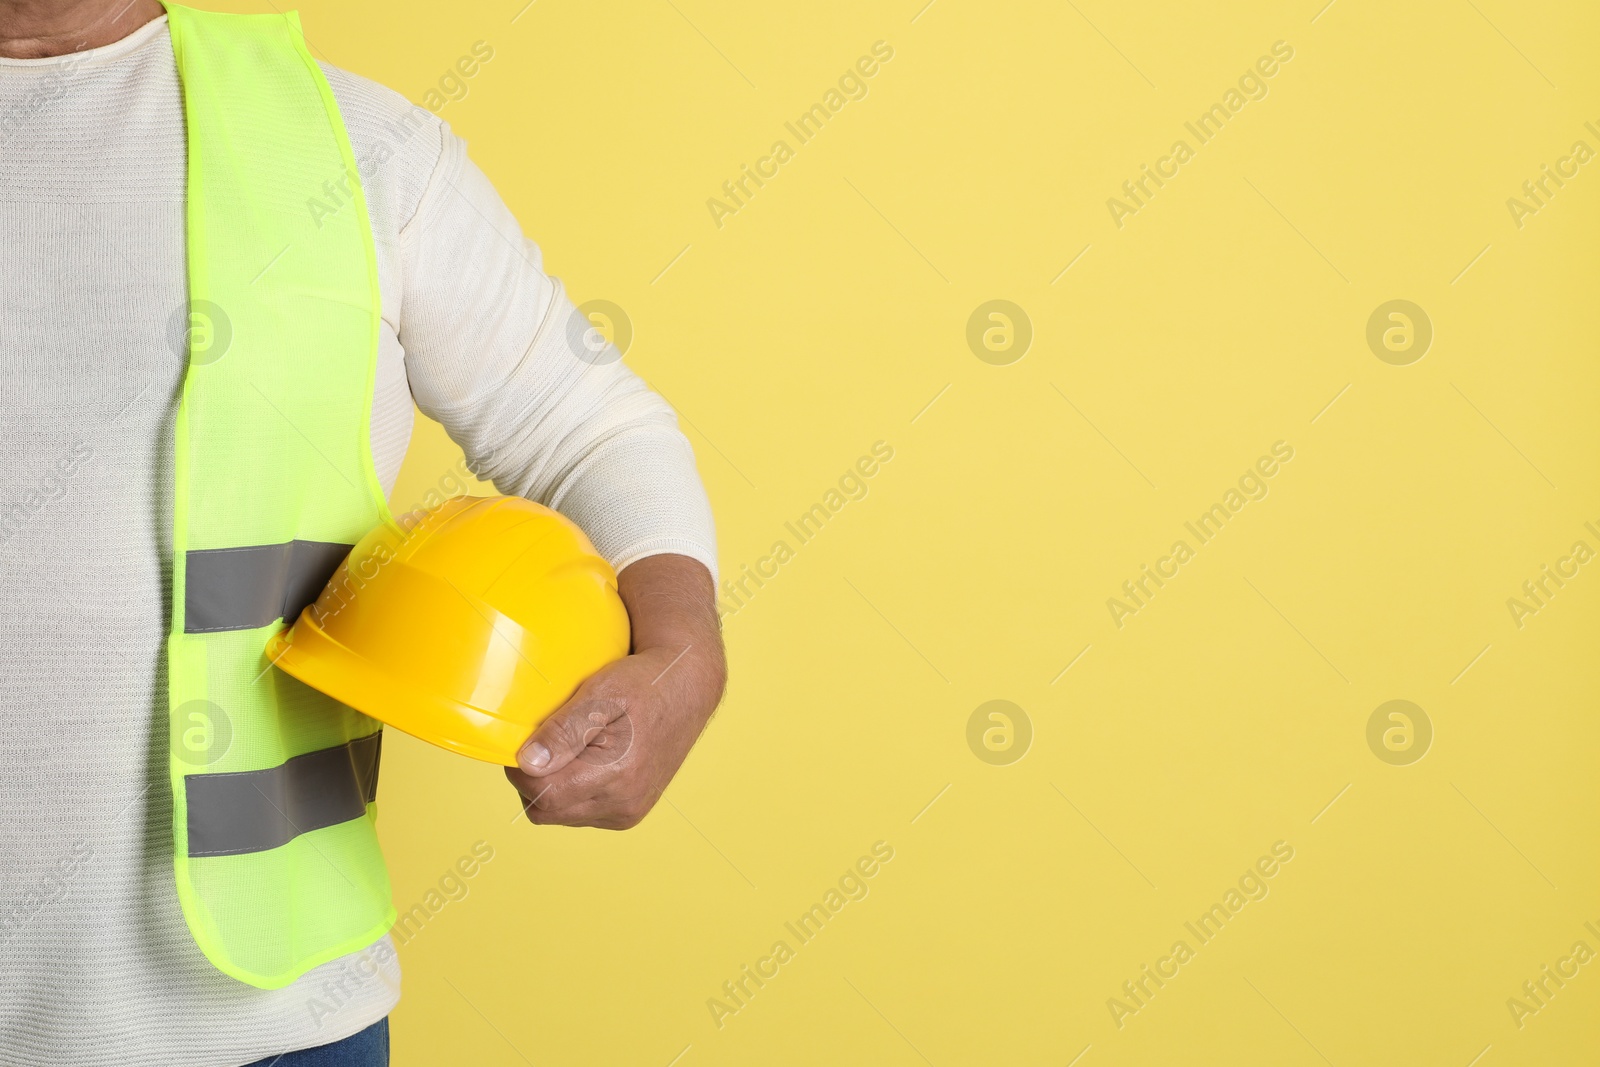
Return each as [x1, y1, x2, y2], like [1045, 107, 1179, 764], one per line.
[0, 0, 164, 59]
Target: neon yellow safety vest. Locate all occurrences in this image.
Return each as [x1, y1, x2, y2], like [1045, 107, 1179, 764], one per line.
[163, 4, 395, 989]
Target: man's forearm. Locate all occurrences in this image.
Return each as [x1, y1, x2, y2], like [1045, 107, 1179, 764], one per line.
[618, 552, 726, 691]
[611, 552, 728, 766]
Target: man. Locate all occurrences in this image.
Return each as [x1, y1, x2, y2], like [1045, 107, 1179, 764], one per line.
[0, 1, 727, 1064]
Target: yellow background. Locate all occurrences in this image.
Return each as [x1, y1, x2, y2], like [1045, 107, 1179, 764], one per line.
[230, 0, 1597, 1062]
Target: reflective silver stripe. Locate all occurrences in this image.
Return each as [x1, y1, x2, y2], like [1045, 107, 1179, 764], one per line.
[185, 540, 352, 633]
[185, 733, 382, 857]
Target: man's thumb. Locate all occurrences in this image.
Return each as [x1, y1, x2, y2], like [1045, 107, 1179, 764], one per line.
[516, 684, 625, 777]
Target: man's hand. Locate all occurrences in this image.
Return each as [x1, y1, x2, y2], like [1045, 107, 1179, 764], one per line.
[505, 553, 726, 829]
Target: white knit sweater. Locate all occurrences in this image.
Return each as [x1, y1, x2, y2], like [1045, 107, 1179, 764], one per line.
[0, 15, 716, 1066]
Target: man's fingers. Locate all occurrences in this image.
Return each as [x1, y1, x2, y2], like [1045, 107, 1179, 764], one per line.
[505, 765, 560, 812]
[505, 773, 615, 828]
[503, 763, 653, 829]
[516, 678, 628, 777]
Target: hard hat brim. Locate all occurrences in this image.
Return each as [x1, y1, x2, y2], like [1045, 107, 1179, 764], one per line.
[266, 615, 537, 767]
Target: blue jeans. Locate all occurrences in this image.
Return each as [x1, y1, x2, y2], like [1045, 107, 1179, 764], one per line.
[245, 1019, 388, 1066]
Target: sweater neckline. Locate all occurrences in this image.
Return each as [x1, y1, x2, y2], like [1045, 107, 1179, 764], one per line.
[0, 13, 167, 69]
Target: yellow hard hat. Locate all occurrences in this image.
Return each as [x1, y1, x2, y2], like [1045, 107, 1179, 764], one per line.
[267, 495, 631, 766]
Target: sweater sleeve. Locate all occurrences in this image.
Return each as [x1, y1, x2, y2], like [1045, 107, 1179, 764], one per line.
[394, 126, 718, 582]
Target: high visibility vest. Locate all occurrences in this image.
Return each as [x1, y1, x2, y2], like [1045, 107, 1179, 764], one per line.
[163, 4, 395, 989]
